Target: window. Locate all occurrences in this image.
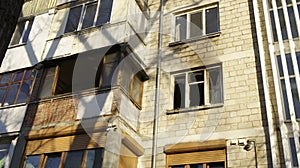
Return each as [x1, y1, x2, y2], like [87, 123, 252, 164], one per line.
[38, 57, 80, 98]
[269, 1, 300, 42]
[277, 52, 300, 120]
[23, 149, 104, 168]
[10, 18, 34, 46]
[119, 57, 147, 107]
[130, 76, 143, 106]
[0, 143, 10, 168]
[173, 65, 223, 109]
[289, 137, 299, 167]
[23, 155, 41, 168]
[170, 162, 224, 168]
[64, 0, 113, 33]
[38, 50, 121, 98]
[0, 69, 34, 106]
[175, 4, 219, 41]
[165, 140, 226, 168]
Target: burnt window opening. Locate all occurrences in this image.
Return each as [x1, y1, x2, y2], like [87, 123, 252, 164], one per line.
[38, 45, 148, 104]
[173, 65, 223, 109]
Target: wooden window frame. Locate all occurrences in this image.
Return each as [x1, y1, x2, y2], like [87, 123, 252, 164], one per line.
[23, 148, 104, 168]
[98, 53, 120, 88]
[0, 69, 34, 107]
[38, 66, 60, 98]
[174, 4, 219, 41]
[129, 75, 144, 107]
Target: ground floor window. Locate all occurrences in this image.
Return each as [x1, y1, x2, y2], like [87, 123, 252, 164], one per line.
[165, 140, 226, 168]
[23, 148, 104, 168]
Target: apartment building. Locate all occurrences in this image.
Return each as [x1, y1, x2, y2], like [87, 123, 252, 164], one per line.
[0, 0, 299, 167]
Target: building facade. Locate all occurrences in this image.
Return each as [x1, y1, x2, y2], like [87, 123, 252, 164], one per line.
[0, 0, 299, 167]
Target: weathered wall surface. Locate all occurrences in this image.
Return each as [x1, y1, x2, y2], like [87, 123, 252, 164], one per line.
[137, 0, 272, 167]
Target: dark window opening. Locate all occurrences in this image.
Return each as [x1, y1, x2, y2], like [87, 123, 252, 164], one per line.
[173, 65, 223, 109]
[10, 18, 34, 46]
[64, 0, 113, 33]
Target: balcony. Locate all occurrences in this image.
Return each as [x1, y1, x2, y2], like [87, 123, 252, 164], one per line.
[44, 0, 148, 62]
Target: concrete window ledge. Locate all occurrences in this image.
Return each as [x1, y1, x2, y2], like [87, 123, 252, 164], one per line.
[166, 103, 223, 115]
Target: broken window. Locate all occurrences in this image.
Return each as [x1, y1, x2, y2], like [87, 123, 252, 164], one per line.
[64, 0, 113, 33]
[38, 49, 121, 98]
[173, 65, 223, 109]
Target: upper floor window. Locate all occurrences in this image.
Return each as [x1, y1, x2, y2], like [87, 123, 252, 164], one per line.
[175, 4, 219, 41]
[173, 65, 223, 109]
[269, 0, 300, 42]
[10, 18, 34, 46]
[38, 49, 121, 98]
[64, 0, 113, 33]
[0, 69, 34, 107]
[277, 52, 300, 120]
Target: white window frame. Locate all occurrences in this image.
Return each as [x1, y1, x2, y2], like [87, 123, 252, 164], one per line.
[173, 65, 223, 109]
[65, 0, 113, 33]
[173, 4, 219, 42]
[9, 18, 34, 46]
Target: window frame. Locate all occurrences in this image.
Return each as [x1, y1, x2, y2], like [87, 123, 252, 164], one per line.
[129, 75, 144, 107]
[64, 0, 113, 33]
[23, 148, 104, 168]
[9, 17, 34, 47]
[172, 64, 223, 110]
[269, 1, 300, 42]
[37, 51, 121, 99]
[173, 4, 220, 42]
[276, 52, 300, 120]
[0, 144, 10, 167]
[0, 69, 35, 107]
[38, 65, 60, 99]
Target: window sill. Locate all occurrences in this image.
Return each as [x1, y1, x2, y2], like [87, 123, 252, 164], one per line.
[7, 43, 27, 49]
[273, 37, 300, 43]
[0, 102, 28, 110]
[168, 31, 221, 47]
[56, 21, 121, 40]
[166, 103, 223, 115]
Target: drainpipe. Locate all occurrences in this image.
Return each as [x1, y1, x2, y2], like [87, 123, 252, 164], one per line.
[252, 0, 277, 167]
[151, 0, 164, 167]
